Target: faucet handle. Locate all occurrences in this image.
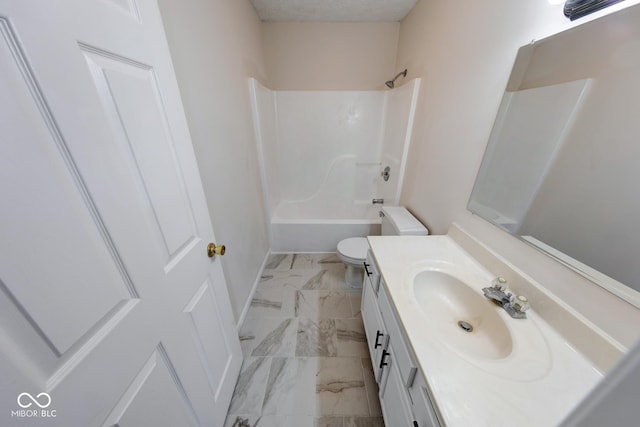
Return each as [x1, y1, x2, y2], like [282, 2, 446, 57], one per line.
[513, 295, 530, 313]
[492, 276, 507, 291]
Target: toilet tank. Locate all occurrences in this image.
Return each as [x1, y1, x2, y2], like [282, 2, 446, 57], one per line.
[381, 206, 429, 236]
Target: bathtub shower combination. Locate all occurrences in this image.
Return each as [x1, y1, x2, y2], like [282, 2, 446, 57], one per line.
[250, 78, 421, 252]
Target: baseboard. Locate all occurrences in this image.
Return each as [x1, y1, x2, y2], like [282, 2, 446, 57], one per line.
[236, 249, 271, 332]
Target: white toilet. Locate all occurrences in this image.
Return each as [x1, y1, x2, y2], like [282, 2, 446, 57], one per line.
[336, 206, 429, 287]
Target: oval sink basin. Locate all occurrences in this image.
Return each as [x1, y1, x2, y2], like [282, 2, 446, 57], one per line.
[413, 270, 513, 360]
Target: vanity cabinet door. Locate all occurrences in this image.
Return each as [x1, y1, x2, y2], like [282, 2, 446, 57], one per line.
[379, 285, 418, 388]
[379, 344, 415, 427]
[362, 275, 388, 383]
[409, 374, 442, 427]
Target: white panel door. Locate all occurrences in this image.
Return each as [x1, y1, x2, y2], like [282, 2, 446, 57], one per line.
[0, 1, 242, 425]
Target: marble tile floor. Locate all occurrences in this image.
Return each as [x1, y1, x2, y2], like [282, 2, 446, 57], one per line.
[225, 253, 385, 427]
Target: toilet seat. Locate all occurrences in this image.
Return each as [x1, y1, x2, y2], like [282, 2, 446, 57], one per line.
[337, 237, 368, 265]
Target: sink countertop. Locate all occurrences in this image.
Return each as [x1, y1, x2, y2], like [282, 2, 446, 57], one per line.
[368, 235, 603, 427]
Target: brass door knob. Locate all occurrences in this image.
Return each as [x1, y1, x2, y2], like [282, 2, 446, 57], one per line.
[207, 243, 226, 258]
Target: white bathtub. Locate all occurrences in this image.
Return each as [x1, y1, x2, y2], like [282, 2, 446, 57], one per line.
[271, 200, 382, 252]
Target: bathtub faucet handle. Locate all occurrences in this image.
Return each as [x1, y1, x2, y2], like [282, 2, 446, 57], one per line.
[372, 198, 384, 205]
[381, 166, 391, 181]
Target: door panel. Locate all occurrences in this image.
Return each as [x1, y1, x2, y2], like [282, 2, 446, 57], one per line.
[102, 346, 199, 427]
[0, 1, 242, 425]
[0, 20, 137, 357]
[105, 0, 140, 21]
[183, 279, 235, 399]
[82, 48, 200, 261]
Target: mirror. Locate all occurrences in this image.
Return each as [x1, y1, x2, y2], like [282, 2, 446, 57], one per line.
[469, 4, 640, 307]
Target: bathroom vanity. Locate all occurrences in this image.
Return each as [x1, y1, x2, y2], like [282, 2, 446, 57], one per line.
[361, 229, 606, 426]
[362, 250, 441, 426]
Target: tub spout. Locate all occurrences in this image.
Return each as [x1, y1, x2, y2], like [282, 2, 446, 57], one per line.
[372, 198, 384, 204]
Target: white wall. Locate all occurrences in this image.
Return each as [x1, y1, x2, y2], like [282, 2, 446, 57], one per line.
[262, 22, 400, 90]
[397, 0, 584, 235]
[397, 0, 640, 348]
[157, 0, 269, 322]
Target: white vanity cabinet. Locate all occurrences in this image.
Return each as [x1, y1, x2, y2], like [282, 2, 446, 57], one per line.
[361, 252, 442, 427]
[362, 251, 387, 382]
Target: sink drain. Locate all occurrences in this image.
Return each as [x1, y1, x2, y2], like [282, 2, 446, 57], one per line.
[458, 321, 473, 332]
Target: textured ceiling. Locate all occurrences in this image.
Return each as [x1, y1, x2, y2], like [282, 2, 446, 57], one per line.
[250, 0, 418, 22]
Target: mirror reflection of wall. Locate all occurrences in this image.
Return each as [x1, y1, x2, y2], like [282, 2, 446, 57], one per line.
[468, 4, 640, 303]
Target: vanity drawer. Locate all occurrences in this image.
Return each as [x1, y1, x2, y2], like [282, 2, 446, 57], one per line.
[378, 284, 418, 389]
[364, 250, 381, 294]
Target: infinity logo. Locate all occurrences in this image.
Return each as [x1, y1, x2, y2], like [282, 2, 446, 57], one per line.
[17, 392, 51, 409]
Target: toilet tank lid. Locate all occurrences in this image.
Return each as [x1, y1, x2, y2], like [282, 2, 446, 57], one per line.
[381, 206, 429, 235]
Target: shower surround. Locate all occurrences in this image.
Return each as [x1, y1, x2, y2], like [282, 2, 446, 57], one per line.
[250, 78, 420, 252]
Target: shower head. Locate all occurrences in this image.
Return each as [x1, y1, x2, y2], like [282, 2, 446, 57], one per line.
[385, 69, 408, 89]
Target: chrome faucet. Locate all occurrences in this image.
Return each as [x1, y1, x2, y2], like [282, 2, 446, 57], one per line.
[372, 198, 384, 204]
[482, 277, 530, 319]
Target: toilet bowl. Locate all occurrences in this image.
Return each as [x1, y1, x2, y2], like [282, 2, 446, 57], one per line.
[337, 237, 370, 288]
[336, 206, 428, 288]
